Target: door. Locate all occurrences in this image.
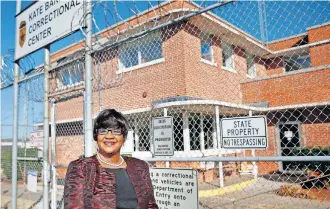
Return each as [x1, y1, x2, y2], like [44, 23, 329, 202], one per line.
[279, 123, 301, 170]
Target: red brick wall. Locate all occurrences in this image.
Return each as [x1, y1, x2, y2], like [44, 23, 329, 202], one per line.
[182, 24, 251, 103]
[308, 24, 330, 67]
[301, 123, 330, 147]
[241, 68, 330, 107]
[56, 135, 85, 178]
[267, 34, 307, 51]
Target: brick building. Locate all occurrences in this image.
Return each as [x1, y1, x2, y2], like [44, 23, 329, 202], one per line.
[45, 2, 330, 180]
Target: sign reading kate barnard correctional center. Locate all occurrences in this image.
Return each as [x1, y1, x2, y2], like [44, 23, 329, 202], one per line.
[150, 168, 198, 209]
[15, 0, 85, 60]
[221, 116, 268, 149]
[152, 117, 174, 156]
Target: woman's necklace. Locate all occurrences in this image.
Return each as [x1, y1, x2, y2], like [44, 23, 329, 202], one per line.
[96, 153, 124, 167]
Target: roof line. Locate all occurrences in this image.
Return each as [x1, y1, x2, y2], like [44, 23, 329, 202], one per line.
[241, 65, 329, 84]
[266, 32, 307, 44]
[307, 21, 330, 30]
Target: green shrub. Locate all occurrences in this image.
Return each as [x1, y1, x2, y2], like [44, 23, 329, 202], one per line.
[291, 147, 330, 174]
[1, 147, 43, 180]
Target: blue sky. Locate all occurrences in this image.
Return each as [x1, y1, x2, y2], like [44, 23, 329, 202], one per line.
[1, 0, 330, 140]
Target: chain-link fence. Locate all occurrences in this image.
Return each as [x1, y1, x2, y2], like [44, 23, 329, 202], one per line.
[2, 0, 330, 208]
[1, 66, 45, 208]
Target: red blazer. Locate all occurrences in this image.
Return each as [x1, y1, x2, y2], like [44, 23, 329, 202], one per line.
[64, 155, 158, 209]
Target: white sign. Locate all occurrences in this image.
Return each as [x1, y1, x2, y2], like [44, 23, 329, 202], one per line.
[27, 170, 38, 192]
[150, 168, 199, 209]
[152, 117, 174, 156]
[221, 116, 268, 149]
[30, 130, 44, 148]
[15, 0, 85, 60]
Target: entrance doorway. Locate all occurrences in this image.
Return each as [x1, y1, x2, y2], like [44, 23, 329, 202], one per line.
[278, 122, 301, 171]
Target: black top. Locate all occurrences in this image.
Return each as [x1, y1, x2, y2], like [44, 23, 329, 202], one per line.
[106, 168, 138, 209]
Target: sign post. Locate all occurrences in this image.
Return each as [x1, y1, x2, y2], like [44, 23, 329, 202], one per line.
[152, 117, 174, 156]
[221, 116, 268, 149]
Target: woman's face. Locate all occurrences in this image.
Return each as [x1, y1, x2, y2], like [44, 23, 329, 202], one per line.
[97, 128, 124, 156]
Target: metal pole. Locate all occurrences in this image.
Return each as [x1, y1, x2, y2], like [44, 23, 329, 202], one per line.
[249, 110, 258, 179]
[163, 108, 169, 168]
[84, 0, 94, 157]
[51, 99, 56, 209]
[43, 45, 51, 208]
[215, 106, 224, 188]
[11, 1, 21, 208]
[22, 84, 29, 209]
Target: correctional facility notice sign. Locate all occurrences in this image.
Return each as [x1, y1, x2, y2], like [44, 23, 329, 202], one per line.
[150, 168, 198, 209]
[221, 116, 268, 149]
[152, 117, 174, 156]
[15, 0, 85, 60]
[30, 130, 44, 148]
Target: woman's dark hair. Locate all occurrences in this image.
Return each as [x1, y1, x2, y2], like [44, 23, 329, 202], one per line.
[93, 109, 129, 141]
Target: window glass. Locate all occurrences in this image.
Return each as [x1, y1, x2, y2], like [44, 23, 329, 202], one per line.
[118, 31, 162, 70]
[201, 42, 213, 62]
[140, 40, 162, 63]
[119, 46, 139, 69]
[285, 54, 311, 72]
[57, 67, 83, 88]
[246, 53, 256, 77]
[222, 42, 234, 69]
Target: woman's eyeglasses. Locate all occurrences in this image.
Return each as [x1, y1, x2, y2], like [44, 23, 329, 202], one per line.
[97, 128, 122, 136]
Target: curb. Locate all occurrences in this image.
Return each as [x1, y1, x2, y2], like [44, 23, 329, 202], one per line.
[199, 179, 257, 198]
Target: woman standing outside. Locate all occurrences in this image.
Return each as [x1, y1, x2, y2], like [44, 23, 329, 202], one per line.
[64, 109, 158, 209]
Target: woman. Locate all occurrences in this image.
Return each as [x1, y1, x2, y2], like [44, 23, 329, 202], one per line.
[64, 109, 158, 209]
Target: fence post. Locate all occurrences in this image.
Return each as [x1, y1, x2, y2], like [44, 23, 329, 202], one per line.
[215, 106, 224, 188]
[11, 1, 21, 208]
[163, 108, 170, 168]
[43, 45, 51, 208]
[51, 99, 56, 209]
[249, 110, 258, 179]
[84, 0, 94, 157]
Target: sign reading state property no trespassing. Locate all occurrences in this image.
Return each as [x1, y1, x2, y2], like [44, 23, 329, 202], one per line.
[221, 116, 268, 149]
[15, 0, 85, 60]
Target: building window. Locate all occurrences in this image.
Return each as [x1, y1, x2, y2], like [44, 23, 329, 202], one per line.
[173, 114, 184, 151]
[189, 114, 215, 151]
[201, 35, 213, 63]
[246, 53, 256, 77]
[57, 66, 83, 89]
[284, 53, 311, 72]
[118, 32, 162, 71]
[202, 116, 214, 150]
[222, 42, 235, 70]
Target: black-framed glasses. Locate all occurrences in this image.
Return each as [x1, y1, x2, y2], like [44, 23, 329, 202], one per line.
[97, 128, 122, 136]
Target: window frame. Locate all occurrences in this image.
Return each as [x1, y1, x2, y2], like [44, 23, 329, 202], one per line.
[284, 53, 311, 72]
[200, 34, 215, 64]
[56, 66, 84, 90]
[118, 31, 163, 73]
[246, 52, 256, 78]
[221, 42, 236, 72]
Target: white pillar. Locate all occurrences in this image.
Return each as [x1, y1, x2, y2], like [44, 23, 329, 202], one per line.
[250, 110, 258, 179]
[183, 112, 190, 154]
[200, 115, 205, 152]
[164, 108, 170, 168]
[216, 106, 224, 187]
